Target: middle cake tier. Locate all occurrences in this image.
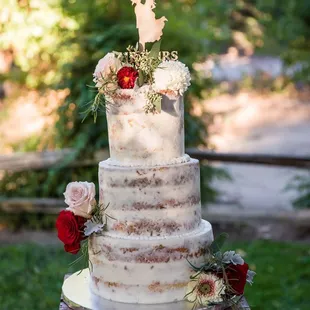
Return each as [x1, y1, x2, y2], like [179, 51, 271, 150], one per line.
[99, 158, 201, 237]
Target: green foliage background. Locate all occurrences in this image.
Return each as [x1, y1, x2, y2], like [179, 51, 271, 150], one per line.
[0, 0, 235, 200]
[0, 0, 310, 203]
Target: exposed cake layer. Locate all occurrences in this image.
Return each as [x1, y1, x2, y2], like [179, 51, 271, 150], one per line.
[106, 88, 184, 166]
[89, 220, 213, 304]
[99, 158, 201, 237]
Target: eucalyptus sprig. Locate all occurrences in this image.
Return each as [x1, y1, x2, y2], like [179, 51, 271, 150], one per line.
[69, 240, 90, 273]
[126, 41, 162, 86]
[81, 92, 107, 123]
[91, 202, 116, 227]
[82, 71, 118, 123]
[144, 91, 162, 114]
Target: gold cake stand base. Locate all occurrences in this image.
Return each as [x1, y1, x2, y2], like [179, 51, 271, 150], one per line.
[61, 269, 250, 310]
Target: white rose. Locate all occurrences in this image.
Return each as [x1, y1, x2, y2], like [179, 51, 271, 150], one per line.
[153, 60, 191, 96]
[93, 53, 122, 88]
[64, 182, 96, 219]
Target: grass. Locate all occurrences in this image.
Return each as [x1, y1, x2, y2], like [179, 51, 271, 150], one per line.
[226, 241, 310, 310]
[0, 240, 309, 310]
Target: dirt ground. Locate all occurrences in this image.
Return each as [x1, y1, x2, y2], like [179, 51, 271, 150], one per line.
[0, 84, 68, 153]
[203, 90, 310, 211]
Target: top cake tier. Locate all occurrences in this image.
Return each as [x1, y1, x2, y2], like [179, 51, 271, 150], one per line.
[106, 90, 184, 166]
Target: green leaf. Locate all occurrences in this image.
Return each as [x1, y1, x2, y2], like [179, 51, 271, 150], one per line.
[149, 40, 161, 59]
[136, 42, 144, 52]
[186, 258, 202, 272]
[155, 97, 162, 113]
[138, 70, 145, 87]
[80, 92, 107, 123]
[210, 233, 229, 254]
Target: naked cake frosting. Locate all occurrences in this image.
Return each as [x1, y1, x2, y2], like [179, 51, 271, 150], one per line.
[88, 101, 214, 303]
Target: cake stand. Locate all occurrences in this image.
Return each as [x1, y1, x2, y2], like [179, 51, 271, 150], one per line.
[61, 269, 250, 310]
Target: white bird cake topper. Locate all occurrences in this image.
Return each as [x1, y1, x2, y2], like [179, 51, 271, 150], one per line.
[131, 0, 167, 49]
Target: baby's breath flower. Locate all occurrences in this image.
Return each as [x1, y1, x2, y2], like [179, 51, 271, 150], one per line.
[144, 90, 162, 114]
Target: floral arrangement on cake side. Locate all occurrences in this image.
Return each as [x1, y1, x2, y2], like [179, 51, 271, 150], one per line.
[185, 233, 256, 309]
[55, 182, 114, 260]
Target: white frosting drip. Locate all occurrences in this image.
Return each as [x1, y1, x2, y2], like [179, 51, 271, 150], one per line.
[106, 154, 190, 167]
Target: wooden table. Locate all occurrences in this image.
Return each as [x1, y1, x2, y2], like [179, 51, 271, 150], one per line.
[60, 274, 251, 310]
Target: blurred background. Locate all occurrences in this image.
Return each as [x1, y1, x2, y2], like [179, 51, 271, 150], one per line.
[0, 0, 310, 309]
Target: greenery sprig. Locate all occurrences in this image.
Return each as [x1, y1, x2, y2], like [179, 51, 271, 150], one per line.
[69, 240, 90, 273]
[126, 41, 162, 86]
[91, 202, 116, 228]
[81, 92, 107, 123]
[144, 91, 162, 114]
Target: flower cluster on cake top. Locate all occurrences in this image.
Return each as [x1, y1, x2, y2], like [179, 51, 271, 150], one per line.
[83, 42, 191, 121]
[81, 0, 191, 122]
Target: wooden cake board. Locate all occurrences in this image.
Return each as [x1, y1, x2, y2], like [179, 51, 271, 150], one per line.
[60, 269, 251, 310]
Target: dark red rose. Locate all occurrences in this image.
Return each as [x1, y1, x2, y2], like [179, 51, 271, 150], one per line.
[117, 66, 138, 89]
[75, 215, 87, 232]
[225, 263, 249, 295]
[64, 243, 81, 255]
[56, 210, 86, 254]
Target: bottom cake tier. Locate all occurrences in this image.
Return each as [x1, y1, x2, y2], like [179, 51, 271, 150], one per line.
[88, 220, 213, 304]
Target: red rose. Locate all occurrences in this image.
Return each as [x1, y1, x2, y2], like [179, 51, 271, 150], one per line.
[64, 243, 81, 254]
[56, 210, 86, 254]
[117, 66, 138, 89]
[225, 263, 249, 295]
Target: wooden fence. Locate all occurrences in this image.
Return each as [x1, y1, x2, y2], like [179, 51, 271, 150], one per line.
[187, 149, 310, 169]
[0, 149, 309, 221]
[1, 148, 310, 172]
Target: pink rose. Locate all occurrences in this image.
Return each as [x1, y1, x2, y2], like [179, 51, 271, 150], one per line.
[64, 182, 96, 219]
[93, 53, 122, 87]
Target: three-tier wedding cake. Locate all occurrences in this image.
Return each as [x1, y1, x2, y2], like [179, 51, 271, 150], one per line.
[88, 91, 213, 304]
[84, 1, 213, 305]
